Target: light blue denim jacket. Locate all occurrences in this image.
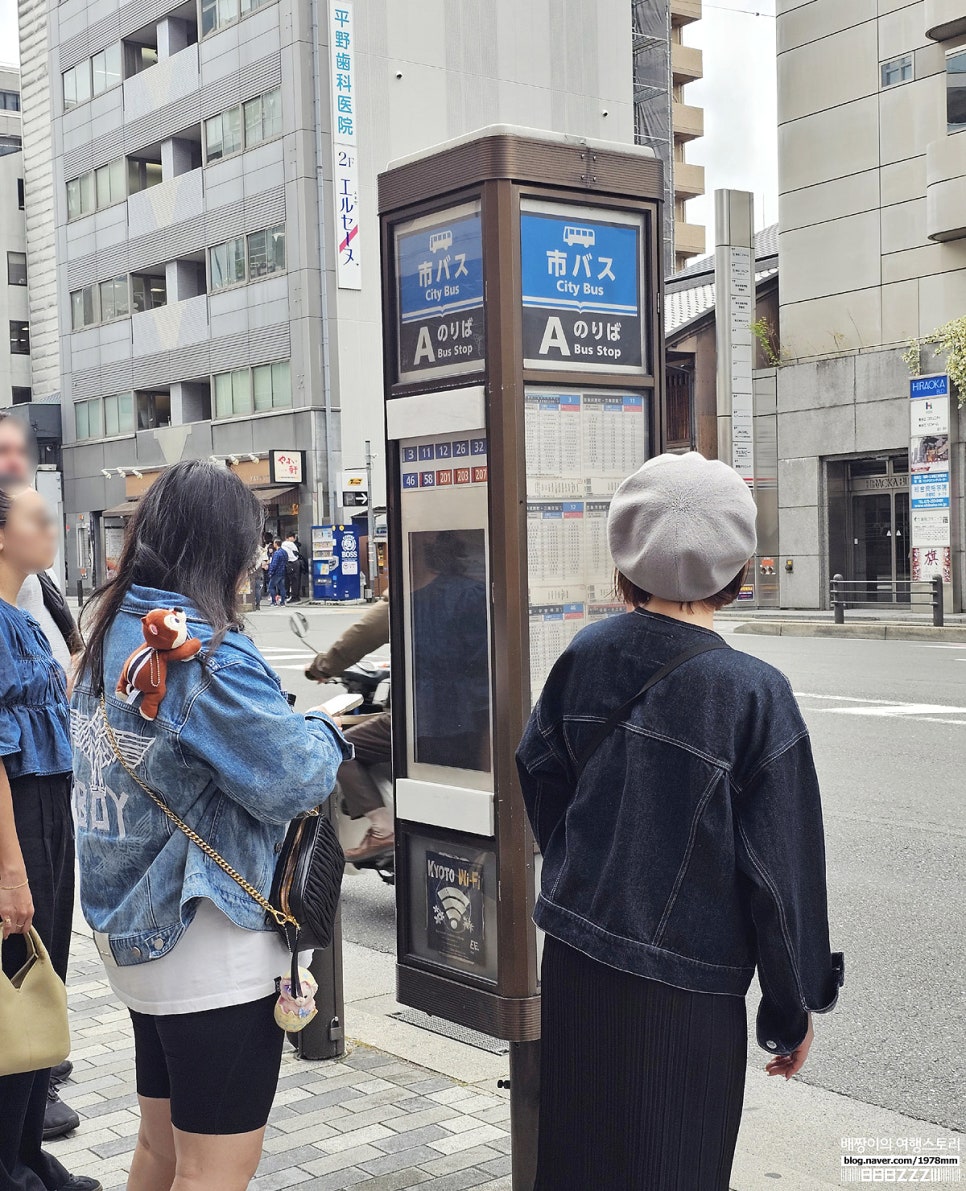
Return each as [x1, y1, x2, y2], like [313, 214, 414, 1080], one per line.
[70, 583, 351, 966]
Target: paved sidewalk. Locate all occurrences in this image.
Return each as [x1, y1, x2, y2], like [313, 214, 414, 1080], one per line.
[53, 929, 512, 1191]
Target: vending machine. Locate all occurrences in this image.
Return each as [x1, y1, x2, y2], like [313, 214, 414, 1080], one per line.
[380, 127, 664, 1187]
[311, 524, 362, 602]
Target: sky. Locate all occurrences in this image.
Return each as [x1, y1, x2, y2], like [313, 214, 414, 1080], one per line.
[0, 0, 779, 235]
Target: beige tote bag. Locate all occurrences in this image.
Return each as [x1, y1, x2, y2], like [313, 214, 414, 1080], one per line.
[0, 927, 70, 1077]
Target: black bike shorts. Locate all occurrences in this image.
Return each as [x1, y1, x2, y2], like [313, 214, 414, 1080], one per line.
[130, 993, 283, 1134]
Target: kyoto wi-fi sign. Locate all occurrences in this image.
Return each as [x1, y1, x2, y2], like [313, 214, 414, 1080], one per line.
[520, 202, 646, 374]
[395, 202, 485, 384]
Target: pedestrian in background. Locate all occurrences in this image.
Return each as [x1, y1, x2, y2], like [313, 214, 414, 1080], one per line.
[0, 476, 100, 1191]
[266, 540, 287, 607]
[517, 452, 845, 1191]
[71, 460, 349, 1191]
[281, 533, 300, 604]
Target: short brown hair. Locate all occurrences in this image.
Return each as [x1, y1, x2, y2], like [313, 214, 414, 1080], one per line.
[614, 562, 749, 612]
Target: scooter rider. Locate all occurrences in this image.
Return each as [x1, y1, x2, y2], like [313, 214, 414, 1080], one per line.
[305, 596, 393, 862]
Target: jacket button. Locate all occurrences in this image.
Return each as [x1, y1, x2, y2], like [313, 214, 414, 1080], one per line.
[153, 937, 164, 950]
[765, 1040, 777, 1049]
[132, 946, 142, 958]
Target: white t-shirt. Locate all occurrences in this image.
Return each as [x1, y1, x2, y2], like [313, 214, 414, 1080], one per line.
[17, 573, 72, 673]
[94, 899, 294, 1015]
[281, 541, 299, 561]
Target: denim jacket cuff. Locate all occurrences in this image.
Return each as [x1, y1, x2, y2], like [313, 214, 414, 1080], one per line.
[756, 951, 845, 1054]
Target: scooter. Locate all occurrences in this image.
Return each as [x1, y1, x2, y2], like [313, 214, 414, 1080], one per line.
[289, 613, 395, 884]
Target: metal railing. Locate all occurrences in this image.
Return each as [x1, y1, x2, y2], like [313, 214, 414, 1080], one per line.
[830, 573, 944, 627]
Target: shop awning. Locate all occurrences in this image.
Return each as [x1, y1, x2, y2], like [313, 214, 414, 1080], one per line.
[255, 486, 298, 507]
[103, 499, 140, 517]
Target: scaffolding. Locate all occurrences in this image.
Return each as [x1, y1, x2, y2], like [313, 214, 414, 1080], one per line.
[632, 0, 674, 278]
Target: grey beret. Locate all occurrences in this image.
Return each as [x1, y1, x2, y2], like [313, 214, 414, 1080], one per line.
[607, 452, 757, 602]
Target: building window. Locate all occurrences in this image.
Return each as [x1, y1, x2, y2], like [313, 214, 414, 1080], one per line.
[0, 90, 20, 111]
[204, 87, 281, 163]
[17, 178, 24, 210]
[63, 43, 123, 109]
[136, 391, 171, 430]
[201, 0, 239, 37]
[209, 238, 246, 290]
[7, 252, 27, 286]
[127, 156, 163, 195]
[70, 276, 128, 329]
[0, 135, 23, 157]
[131, 274, 167, 312]
[209, 225, 285, 290]
[246, 225, 285, 279]
[91, 43, 122, 94]
[95, 158, 126, 208]
[66, 171, 95, 220]
[252, 360, 291, 410]
[881, 55, 913, 87]
[63, 62, 91, 108]
[98, 275, 130, 321]
[204, 107, 243, 161]
[243, 89, 282, 146]
[12, 387, 31, 405]
[213, 362, 290, 418]
[103, 392, 135, 436]
[74, 398, 102, 440]
[948, 50, 966, 133]
[9, 321, 29, 354]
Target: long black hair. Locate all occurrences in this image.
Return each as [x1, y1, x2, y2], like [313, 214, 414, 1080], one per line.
[79, 460, 263, 693]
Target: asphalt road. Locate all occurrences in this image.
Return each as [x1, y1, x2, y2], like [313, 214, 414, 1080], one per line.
[246, 605, 965, 1134]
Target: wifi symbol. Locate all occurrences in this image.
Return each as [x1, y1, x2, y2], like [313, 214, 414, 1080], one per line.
[438, 886, 471, 930]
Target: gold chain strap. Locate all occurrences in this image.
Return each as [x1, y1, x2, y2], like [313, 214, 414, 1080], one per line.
[99, 696, 297, 930]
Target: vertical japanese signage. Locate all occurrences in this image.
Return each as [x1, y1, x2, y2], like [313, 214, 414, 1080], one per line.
[727, 245, 754, 483]
[910, 374, 952, 582]
[328, 2, 360, 289]
[520, 201, 645, 373]
[394, 203, 485, 383]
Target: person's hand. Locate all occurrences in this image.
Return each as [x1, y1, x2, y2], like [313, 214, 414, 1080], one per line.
[765, 1012, 813, 1079]
[0, 877, 34, 939]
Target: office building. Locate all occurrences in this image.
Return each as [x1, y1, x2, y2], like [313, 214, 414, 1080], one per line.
[773, 0, 966, 609]
[19, 0, 697, 586]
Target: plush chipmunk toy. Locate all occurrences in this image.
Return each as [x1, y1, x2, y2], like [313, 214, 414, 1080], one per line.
[116, 608, 202, 721]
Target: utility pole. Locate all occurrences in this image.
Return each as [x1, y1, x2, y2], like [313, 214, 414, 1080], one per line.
[365, 439, 377, 599]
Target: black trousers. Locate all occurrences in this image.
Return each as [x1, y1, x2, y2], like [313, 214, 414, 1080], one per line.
[535, 934, 747, 1191]
[0, 774, 74, 1191]
[340, 713, 392, 820]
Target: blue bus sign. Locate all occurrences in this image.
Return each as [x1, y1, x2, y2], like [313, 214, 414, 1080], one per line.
[396, 202, 485, 383]
[520, 202, 645, 373]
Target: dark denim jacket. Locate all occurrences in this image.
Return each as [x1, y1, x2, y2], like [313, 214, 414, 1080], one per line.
[516, 608, 845, 1055]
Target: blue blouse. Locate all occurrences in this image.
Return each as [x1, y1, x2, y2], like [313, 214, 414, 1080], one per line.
[0, 598, 72, 779]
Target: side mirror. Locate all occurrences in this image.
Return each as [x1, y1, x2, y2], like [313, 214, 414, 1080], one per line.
[289, 612, 310, 639]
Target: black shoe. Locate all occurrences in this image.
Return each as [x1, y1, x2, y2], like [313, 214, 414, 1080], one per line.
[51, 1059, 73, 1085]
[43, 1087, 80, 1140]
[56, 1179, 103, 1191]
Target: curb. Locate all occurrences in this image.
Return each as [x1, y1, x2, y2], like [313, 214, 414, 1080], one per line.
[732, 621, 966, 642]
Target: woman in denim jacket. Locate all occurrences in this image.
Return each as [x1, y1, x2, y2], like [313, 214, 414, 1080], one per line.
[517, 452, 845, 1191]
[71, 461, 350, 1191]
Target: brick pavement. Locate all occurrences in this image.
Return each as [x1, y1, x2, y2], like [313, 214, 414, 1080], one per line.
[54, 930, 513, 1190]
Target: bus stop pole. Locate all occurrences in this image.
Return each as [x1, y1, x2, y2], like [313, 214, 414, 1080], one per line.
[509, 1038, 541, 1190]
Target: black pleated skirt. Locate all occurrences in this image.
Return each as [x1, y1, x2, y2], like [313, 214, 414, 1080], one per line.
[535, 934, 747, 1191]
